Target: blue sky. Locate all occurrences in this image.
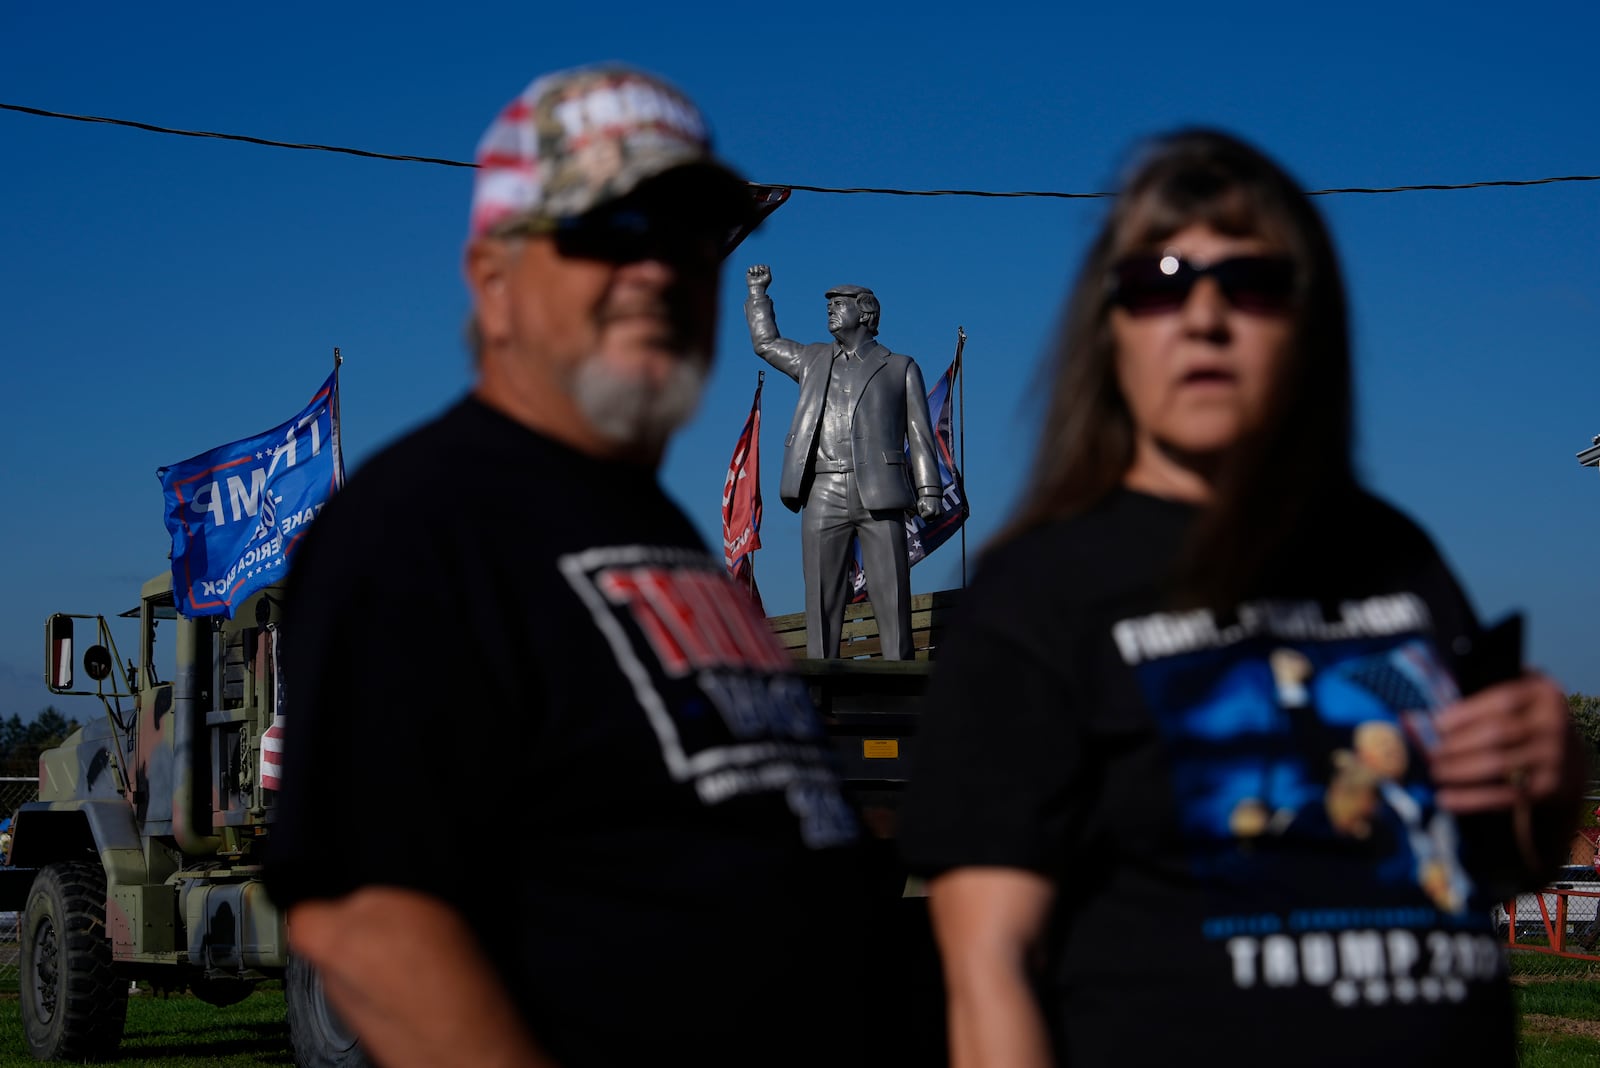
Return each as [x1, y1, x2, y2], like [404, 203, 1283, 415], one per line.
[3, 2, 1598, 720]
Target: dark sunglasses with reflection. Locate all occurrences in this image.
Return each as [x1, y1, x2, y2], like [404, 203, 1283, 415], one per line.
[1108, 253, 1297, 317]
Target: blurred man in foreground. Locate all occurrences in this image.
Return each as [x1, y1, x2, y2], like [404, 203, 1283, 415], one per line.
[265, 64, 864, 1068]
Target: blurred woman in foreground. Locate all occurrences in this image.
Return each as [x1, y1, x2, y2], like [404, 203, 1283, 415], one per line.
[899, 129, 1586, 1067]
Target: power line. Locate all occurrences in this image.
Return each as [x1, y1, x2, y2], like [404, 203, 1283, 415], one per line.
[1306, 176, 1600, 196]
[0, 102, 474, 169]
[5, 101, 1599, 199]
[759, 177, 1600, 198]
[777, 183, 1108, 199]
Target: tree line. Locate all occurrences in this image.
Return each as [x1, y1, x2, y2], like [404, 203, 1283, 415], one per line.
[0, 707, 82, 778]
[1569, 693, 1600, 780]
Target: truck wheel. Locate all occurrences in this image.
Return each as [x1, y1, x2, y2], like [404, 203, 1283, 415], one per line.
[20, 860, 128, 1061]
[286, 953, 371, 1068]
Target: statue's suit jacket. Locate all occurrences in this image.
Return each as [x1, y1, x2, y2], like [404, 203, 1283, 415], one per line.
[746, 293, 941, 514]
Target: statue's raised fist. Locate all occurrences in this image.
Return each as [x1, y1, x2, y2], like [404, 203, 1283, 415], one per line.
[747, 264, 772, 291]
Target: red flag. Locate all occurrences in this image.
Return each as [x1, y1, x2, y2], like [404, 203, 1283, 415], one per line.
[722, 376, 765, 613]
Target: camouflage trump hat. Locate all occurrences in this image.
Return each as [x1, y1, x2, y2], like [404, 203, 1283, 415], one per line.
[469, 63, 747, 240]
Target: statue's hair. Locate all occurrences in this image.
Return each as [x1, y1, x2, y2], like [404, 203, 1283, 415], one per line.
[998, 128, 1355, 606]
[825, 284, 880, 335]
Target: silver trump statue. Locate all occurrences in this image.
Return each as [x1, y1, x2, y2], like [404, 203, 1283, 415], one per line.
[746, 264, 942, 659]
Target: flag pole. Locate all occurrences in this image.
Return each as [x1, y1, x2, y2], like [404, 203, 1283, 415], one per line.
[331, 346, 346, 488]
[954, 326, 967, 588]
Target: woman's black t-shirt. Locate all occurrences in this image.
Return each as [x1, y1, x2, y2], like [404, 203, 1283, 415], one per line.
[900, 487, 1518, 1067]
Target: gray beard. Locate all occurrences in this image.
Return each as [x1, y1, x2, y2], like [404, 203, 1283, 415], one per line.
[569, 354, 708, 449]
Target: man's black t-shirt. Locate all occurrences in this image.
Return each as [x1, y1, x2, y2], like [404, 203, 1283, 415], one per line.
[899, 488, 1518, 1067]
[266, 396, 864, 1067]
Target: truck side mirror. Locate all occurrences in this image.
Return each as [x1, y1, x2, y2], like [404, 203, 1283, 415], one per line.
[46, 614, 73, 691]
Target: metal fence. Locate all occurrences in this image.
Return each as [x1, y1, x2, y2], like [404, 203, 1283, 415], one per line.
[1498, 883, 1600, 962]
[1, 775, 39, 992]
[1, 775, 36, 822]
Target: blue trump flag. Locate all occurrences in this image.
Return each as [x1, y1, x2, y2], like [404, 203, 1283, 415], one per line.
[158, 372, 343, 618]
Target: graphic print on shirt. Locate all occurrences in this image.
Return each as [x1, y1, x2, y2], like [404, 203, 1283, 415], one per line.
[559, 544, 856, 847]
[1114, 593, 1503, 1007]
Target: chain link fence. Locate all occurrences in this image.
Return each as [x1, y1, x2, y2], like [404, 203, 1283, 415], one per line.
[1497, 870, 1600, 962]
[1, 775, 39, 992]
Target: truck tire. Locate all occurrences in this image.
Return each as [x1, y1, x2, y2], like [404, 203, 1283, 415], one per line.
[19, 860, 128, 1061]
[286, 952, 371, 1068]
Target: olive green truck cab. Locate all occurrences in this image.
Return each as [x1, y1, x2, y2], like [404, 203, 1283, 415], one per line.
[2, 573, 357, 1065]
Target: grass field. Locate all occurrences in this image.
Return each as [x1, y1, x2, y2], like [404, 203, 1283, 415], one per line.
[1511, 951, 1600, 1067]
[0, 956, 1595, 1065]
[0, 988, 290, 1067]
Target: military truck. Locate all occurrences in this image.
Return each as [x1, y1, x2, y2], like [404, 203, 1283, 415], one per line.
[2, 575, 948, 1066]
[1, 572, 358, 1066]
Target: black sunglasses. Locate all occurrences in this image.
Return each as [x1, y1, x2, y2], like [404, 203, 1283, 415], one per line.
[505, 189, 751, 268]
[1108, 253, 1297, 316]
[550, 205, 730, 267]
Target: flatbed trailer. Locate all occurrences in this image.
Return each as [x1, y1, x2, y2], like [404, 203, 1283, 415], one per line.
[769, 591, 958, 1064]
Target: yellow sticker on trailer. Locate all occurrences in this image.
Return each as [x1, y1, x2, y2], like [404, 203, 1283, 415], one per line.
[863, 739, 899, 759]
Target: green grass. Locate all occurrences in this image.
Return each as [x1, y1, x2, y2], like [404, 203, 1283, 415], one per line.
[0, 988, 291, 1067]
[0, 964, 1598, 1066]
[1519, 1031, 1600, 1068]
[1511, 954, 1600, 1068]
[1516, 981, 1600, 1022]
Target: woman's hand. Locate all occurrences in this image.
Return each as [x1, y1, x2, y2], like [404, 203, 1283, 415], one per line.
[1429, 673, 1584, 813]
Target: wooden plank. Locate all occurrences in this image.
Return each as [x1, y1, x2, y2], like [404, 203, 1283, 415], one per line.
[766, 587, 961, 661]
[791, 658, 934, 680]
[829, 627, 941, 660]
[766, 608, 807, 635]
[766, 590, 954, 632]
[840, 607, 944, 640]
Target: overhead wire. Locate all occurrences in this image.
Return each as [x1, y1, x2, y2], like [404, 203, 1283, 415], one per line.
[0, 102, 475, 169]
[5, 101, 1598, 199]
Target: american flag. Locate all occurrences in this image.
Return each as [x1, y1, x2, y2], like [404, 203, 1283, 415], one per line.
[259, 716, 287, 792]
[260, 627, 286, 791]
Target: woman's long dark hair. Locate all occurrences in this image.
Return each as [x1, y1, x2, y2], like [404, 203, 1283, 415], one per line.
[1002, 128, 1356, 605]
